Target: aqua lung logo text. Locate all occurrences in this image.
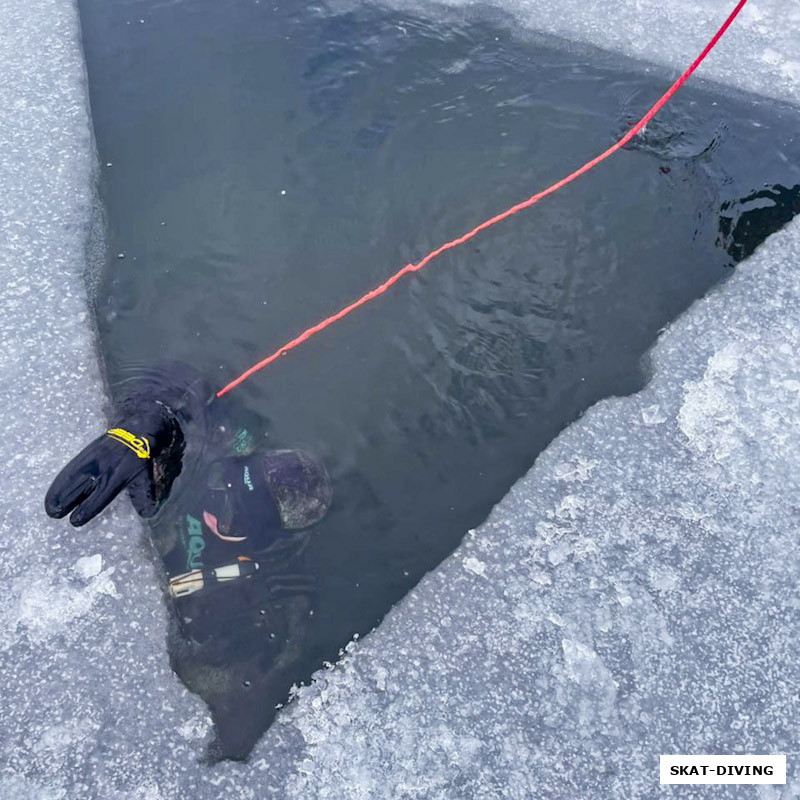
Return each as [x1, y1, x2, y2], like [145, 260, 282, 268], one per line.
[185, 514, 205, 571]
[243, 465, 254, 491]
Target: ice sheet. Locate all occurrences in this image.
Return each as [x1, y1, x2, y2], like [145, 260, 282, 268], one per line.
[1, 0, 798, 796]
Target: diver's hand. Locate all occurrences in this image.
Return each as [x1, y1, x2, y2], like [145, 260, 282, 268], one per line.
[45, 409, 177, 527]
[45, 432, 149, 526]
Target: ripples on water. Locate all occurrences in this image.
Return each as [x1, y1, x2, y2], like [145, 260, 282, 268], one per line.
[78, 0, 800, 758]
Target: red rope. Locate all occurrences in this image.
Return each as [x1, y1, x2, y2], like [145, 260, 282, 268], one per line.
[217, 0, 749, 398]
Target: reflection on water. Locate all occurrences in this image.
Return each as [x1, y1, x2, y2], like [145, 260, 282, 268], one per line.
[77, 0, 800, 759]
[719, 184, 800, 262]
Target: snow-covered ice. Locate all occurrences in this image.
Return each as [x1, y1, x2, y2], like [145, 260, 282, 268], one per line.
[1, 0, 798, 797]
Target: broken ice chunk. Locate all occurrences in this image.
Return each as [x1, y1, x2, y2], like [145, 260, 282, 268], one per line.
[73, 554, 102, 579]
[641, 404, 667, 425]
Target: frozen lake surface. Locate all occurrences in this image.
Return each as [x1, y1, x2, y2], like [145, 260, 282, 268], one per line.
[0, 0, 798, 796]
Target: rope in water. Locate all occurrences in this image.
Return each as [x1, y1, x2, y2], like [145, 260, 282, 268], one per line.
[217, 0, 749, 398]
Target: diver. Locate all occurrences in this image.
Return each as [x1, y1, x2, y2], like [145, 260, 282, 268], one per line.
[44, 364, 332, 759]
[44, 363, 331, 597]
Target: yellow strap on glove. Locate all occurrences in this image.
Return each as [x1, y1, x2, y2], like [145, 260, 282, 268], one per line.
[106, 428, 151, 459]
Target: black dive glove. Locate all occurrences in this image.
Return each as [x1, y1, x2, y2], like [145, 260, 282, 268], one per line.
[45, 403, 183, 527]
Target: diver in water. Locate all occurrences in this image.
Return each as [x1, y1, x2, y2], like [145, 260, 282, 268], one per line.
[44, 364, 331, 593]
[44, 364, 332, 759]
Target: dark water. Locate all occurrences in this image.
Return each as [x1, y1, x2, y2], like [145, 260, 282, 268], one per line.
[78, 0, 800, 759]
